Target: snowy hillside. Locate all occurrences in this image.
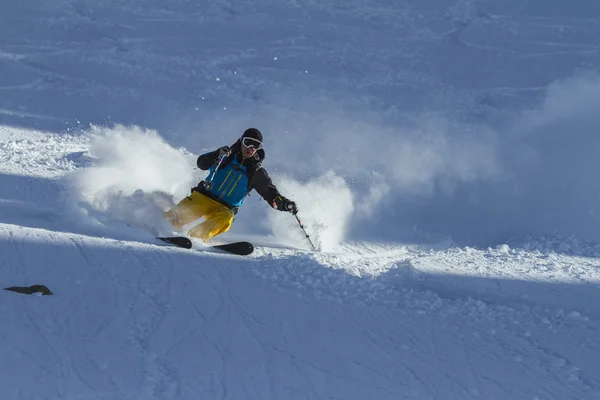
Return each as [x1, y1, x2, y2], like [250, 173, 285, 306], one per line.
[2, 1, 600, 399]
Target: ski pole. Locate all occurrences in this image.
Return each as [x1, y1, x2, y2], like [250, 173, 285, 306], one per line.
[207, 152, 228, 182]
[293, 212, 317, 251]
[201, 152, 228, 191]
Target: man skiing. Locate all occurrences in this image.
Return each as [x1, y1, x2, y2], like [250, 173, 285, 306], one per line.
[164, 128, 298, 242]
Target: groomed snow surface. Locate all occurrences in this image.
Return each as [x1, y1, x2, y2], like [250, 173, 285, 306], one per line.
[2, 1, 600, 399]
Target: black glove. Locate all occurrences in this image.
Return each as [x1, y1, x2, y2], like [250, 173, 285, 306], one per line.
[217, 146, 231, 158]
[273, 196, 298, 214]
[196, 146, 231, 170]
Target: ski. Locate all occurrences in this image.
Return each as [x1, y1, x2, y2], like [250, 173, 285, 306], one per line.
[157, 236, 193, 249]
[212, 241, 254, 256]
[157, 237, 254, 255]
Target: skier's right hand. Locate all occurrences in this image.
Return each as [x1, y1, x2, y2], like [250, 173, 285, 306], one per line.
[272, 196, 298, 214]
[217, 146, 231, 158]
[196, 147, 230, 170]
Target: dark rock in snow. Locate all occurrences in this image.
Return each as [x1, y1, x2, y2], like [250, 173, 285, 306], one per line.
[4, 285, 53, 296]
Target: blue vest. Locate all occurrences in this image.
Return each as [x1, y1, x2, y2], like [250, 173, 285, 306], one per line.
[206, 157, 250, 207]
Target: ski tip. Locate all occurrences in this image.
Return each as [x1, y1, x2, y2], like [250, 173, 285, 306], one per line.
[239, 241, 254, 251]
[157, 236, 193, 249]
[212, 241, 254, 256]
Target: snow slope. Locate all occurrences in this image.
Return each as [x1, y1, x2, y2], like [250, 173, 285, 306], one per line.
[2, 1, 600, 399]
[2, 126, 600, 400]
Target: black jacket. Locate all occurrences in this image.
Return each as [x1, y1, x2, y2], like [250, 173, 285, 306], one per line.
[195, 139, 281, 207]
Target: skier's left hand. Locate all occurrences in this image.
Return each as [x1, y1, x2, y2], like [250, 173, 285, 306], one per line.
[273, 196, 298, 214]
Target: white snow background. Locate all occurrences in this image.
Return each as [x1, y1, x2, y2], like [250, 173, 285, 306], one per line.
[2, 0, 600, 399]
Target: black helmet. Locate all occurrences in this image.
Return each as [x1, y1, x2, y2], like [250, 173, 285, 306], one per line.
[241, 128, 263, 143]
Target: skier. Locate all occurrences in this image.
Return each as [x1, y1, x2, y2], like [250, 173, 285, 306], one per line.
[164, 128, 298, 242]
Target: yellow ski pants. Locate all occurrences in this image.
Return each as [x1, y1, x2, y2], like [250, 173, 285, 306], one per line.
[164, 191, 235, 242]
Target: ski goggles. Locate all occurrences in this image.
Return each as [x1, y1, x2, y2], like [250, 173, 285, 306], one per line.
[241, 136, 262, 150]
